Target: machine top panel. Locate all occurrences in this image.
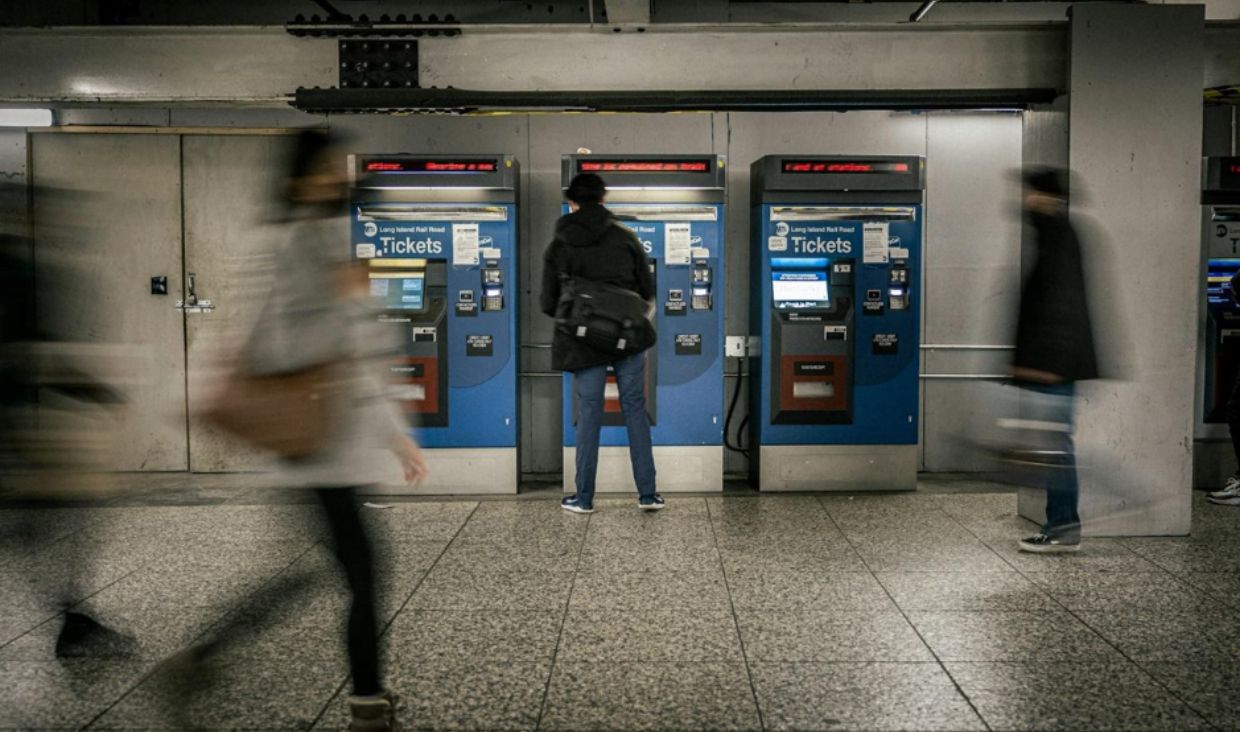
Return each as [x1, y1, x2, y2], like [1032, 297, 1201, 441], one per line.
[751, 155, 926, 201]
[562, 154, 726, 192]
[352, 154, 519, 192]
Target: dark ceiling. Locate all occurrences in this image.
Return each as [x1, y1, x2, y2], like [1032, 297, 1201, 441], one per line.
[0, 0, 1062, 27]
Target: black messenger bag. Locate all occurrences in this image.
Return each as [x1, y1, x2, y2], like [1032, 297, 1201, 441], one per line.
[554, 276, 657, 356]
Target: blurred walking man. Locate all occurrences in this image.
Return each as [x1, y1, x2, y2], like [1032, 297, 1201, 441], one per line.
[1012, 168, 1099, 553]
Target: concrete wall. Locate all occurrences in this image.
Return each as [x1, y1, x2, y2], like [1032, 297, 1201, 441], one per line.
[1017, 5, 1205, 537]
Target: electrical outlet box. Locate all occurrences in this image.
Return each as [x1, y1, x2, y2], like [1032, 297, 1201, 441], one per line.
[725, 335, 747, 358]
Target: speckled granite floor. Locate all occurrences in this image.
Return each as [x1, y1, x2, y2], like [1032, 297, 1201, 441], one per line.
[1, 477, 1238, 731]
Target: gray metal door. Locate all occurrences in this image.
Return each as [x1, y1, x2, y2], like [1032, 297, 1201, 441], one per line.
[30, 133, 189, 471]
[181, 134, 288, 472]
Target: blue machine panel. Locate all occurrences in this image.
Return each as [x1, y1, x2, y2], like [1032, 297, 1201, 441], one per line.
[350, 156, 519, 451]
[560, 203, 726, 449]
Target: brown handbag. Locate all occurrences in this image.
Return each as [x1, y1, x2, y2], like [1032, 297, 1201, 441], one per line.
[202, 363, 339, 460]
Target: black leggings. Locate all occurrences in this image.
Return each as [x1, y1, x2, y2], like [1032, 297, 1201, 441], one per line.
[315, 487, 381, 697]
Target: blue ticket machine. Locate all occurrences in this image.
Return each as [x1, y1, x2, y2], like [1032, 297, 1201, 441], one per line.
[750, 156, 925, 491]
[350, 155, 519, 493]
[560, 155, 727, 493]
[1195, 157, 1240, 487]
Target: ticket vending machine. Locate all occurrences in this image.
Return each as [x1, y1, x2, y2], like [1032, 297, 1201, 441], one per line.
[750, 156, 925, 491]
[560, 154, 726, 493]
[1195, 156, 1240, 488]
[350, 155, 519, 494]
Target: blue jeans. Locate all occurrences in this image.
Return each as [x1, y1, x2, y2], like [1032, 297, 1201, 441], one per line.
[1022, 382, 1081, 539]
[572, 352, 656, 503]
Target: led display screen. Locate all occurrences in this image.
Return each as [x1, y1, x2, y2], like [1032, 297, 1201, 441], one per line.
[577, 159, 711, 173]
[363, 159, 499, 174]
[781, 160, 911, 174]
[1222, 161, 1240, 190]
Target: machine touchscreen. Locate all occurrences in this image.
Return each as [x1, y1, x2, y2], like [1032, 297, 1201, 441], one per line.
[773, 271, 830, 309]
[371, 274, 426, 311]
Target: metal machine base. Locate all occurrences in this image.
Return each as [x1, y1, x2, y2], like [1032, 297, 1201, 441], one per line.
[361, 447, 518, 495]
[561, 446, 723, 493]
[757, 444, 917, 491]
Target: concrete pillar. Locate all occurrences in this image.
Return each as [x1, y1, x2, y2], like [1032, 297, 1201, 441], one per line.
[1019, 4, 1204, 536]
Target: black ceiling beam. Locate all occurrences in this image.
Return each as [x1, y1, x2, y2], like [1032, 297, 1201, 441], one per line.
[286, 12, 461, 37]
[292, 87, 1060, 114]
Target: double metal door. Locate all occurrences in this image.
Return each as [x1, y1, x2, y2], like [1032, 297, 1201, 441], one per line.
[31, 132, 289, 471]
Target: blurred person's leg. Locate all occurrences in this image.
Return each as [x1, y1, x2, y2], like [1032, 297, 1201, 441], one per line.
[314, 487, 380, 697]
[613, 352, 660, 508]
[566, 364, 607, 512]
[1018, 383, 1081, 552]
[315, 487, 398, 730]
[1040, 384, 1081, 539]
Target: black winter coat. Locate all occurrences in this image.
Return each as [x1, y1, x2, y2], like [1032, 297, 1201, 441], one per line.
[540, 203, 655, 372]
[1013, 210, 1099, 383]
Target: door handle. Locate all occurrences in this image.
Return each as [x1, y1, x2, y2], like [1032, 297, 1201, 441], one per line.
[176, 272, 216, 313]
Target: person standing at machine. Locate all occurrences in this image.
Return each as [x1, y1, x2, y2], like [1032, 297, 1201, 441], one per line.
[541, 172, 664, 513]
[1012, 167, 1099, 553]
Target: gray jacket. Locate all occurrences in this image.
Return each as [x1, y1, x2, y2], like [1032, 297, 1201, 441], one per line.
[246, 214, 408, 488]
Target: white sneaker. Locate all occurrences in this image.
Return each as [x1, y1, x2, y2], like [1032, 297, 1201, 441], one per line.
[1207, 479, 1240, 506]
[1207, 474, 1240, 500]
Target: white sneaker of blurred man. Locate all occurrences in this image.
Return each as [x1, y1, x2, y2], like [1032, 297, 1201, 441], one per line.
[1207, 473, 1240, 506]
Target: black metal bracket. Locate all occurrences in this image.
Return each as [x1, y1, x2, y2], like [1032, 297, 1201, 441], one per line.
[292, 87, 1060, 115]
[286, 12, 461, 38]
[339, 40, 419, 89]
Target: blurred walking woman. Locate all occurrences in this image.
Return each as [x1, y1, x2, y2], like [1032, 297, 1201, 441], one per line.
[231, 130, 426, 730]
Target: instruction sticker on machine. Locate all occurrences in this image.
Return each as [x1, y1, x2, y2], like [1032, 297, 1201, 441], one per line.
[466, 334, 493, 357]
[873, 333, 899, 355]
[863, 223, 890, 264]
[665, 223, 692, 265]
[453, 223, 480, 267]
[675, 333, 703, 355]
